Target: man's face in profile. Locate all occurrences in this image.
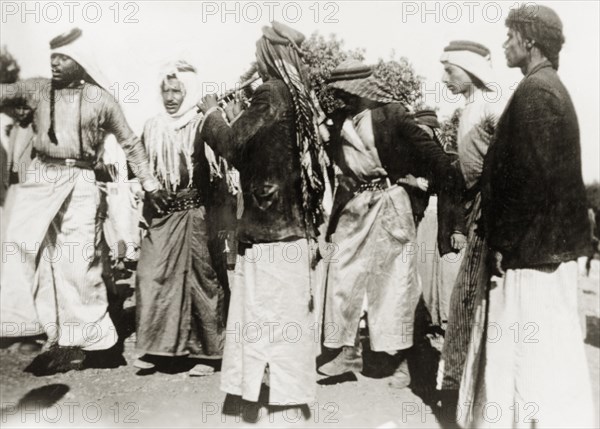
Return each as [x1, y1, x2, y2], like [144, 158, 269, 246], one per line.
[503, 28, 529, 69]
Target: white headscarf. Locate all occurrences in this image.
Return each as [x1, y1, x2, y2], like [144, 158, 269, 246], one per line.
[144, 62, 220, 192]
[159, 63, 203, 128]
[440, 49, 494, 90]
[51, 34, 111, 93]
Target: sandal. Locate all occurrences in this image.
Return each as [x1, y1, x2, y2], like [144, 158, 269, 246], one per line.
[133, 357, 155, 370]
[188, 363, 214, 377]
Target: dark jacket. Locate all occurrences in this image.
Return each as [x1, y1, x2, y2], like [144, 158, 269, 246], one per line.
[327, 103, 466, 256]
[481, 60, 590, 269]
[199, 79, 306, 244]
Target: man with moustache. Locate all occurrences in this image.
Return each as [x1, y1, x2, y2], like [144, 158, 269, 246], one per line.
[135, 61, 226, 375]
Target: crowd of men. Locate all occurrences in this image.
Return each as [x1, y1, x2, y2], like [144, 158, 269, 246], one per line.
[0, 3, 596, 428]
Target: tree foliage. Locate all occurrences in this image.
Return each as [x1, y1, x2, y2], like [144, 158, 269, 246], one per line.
[302, 34, 425, 114]
[372, 53, 424, 109]
[438, 108, 462, 153]
[301, 32, 365, 114]
[0, 46, 20, 84]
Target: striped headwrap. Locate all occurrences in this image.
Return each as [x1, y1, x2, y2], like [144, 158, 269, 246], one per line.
[327, 59, 402, 104]
[256, 22, 327, 235]
[440, 40, 494, 90]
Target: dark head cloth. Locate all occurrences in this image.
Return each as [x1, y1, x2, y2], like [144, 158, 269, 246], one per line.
[326, 59, 373, 83]
[506, 4, 563, 31]
[261, 21, 305, 48]
[256, 21, 326, 234]
[327, 59, 401, 104]
[415, 109, 440, 129]
[49, 28, 82, 49]
[443, 40, 490, 58]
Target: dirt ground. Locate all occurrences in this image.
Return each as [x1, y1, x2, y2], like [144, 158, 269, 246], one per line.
[1, 261, 599, 429]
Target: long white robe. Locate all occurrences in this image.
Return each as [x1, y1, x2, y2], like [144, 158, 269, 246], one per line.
[1, 162, 116, 350]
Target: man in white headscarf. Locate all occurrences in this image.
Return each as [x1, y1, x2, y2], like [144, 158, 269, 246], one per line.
[436, 40, 503, 416]
[134, 61, 230, 376]
[0, 29, 168, 368]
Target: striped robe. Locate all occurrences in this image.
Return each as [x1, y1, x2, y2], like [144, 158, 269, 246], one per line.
[438, 89, 501, 390]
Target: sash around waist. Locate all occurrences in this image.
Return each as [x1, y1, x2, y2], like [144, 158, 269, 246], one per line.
[166, 188, 205, 213]
[355, 177, 393, 194]
[37, 155, 94, 170]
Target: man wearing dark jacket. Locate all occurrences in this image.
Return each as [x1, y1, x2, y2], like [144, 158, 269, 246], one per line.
[318, 60, 465, 387]
[198, 22, 327, 407]
[460, 5, 594, 427]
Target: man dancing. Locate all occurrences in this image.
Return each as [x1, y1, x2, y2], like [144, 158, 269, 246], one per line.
[0, 29, 168, 363]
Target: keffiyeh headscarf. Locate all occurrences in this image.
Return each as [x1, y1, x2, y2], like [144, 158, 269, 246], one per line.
[50, 28, 111, 92]
[144, 61, 219, 192]
[47, 28, 112, 145]
[440, 40, 494, 90]
[327, 59, 402, 104]
[256, 22, 328, 235]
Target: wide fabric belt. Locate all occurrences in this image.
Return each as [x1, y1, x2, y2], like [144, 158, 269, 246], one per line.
[38, 155, 94, 170]
[166, 193, 205, 213]
[355, 177, 392, 195]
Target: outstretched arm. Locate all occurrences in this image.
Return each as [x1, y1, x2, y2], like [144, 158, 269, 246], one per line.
[396, 113, 466, 231]
[102, 93, 158, 192]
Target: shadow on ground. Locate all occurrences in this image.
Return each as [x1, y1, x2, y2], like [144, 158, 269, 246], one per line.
[0, 384, 70, 421]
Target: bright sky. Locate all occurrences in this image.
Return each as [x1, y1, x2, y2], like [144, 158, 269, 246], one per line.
[1, 0, 599, 182]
